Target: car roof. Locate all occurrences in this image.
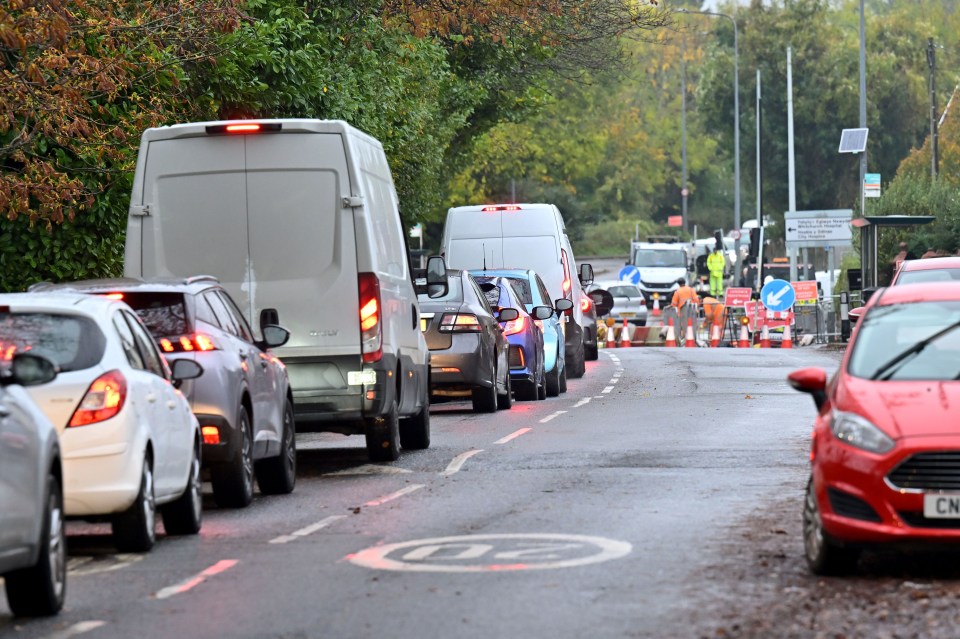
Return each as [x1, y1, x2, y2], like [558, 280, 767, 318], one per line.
[899, 257, 960, 272]
[0, 291, 122, 317]
[29, 276, 221, 295]
[873, 281, 960, 306]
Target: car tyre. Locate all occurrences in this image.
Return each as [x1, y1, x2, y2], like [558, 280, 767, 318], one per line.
[366, 398, 401, 461]
[558, 359, 567, 393]
[211, 406, 254, 508]
[545, 361, 562, 397]
[803, 477, 860, 575]
[585, 331, 599, 361]
[161, 441, 203, 536]
[256, 399, 298, 493]
[515, 380, 537, 401]
[399, 400, 431, 450]
[4, 474, 66, 617]
[471, 370, 498, 413]
[497, 373, 513, 410]
[113, 456, 156, 553]
[568, 342, 586, 379]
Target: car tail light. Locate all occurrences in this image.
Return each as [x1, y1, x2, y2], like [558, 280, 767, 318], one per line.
[68, 370, 127, 427]
[502, 314, 527, 336]
[439, 313, 482, 332]
[201, 425, 221, 445]
[101, 293, 124, 300]
[158, 334, 218, 353]
[358, 273, 382, 363]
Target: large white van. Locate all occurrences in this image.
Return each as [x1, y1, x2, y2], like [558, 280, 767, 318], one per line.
[441, 203, 592, 378]
[124, 119, 445, 461]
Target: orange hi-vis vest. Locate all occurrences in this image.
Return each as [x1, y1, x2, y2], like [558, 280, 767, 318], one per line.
[671, 286, 700, 308]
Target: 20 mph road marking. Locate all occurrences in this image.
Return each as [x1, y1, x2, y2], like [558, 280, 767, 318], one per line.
[270, 515, 348, 544]
[494, 428, 532, 444]
[442, 449, 484, 476]
[155, 559, 238, 600]
[364, 484, 425, 506]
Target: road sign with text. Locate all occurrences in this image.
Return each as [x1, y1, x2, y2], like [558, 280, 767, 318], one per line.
[784, 210, 853, 249]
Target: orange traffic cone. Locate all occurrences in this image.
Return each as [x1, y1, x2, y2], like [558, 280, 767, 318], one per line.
[620, 318, 632, 348]
[738, 323, 750, 348]
[782, 322, 793, 349]
[759, 323, 771, 348]
[685, 318, 696, 348]
[665, 318, 677, 347]
[651, 295, 661, 317]
[710, 323, 720, 348]
[606, 323, 617, 349]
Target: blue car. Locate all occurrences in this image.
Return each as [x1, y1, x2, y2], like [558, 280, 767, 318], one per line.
[471, 270, 573, 397]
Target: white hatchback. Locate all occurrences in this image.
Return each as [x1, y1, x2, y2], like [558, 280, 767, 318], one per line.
[0, 293, 204, 552]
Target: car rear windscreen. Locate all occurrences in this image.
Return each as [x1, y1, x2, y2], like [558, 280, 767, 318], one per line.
[897, 269, 960, 285]
[116, 292, 189, 337]
[0, 313, 105, 372]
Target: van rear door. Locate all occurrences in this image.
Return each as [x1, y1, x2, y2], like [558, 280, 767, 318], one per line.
[444, 209, 504, 269]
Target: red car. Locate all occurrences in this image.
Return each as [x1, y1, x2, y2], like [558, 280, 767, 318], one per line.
[850, 257, 960, 323]
[789, 282, 960, 575]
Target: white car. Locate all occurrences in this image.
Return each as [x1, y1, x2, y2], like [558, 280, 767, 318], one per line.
[588, 280, 648, 326]
[0, 293, 204, 552]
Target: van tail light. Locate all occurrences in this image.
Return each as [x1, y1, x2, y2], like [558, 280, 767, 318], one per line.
[358, 273, 383, 363]
[158, 334, 218, 353]
[439, 313, 482, 333]
[581, 296, 593, 312]
[69, 370, 127, 427]
[502, 314, 527, 336]
[561, 249, 573, 314]
[481, 205, 521, 212]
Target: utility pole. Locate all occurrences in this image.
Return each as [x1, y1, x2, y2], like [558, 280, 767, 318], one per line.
[858, 0, 867, 220]
[681, 31, 689, 233]
[927, 38, 939, 180]
[755, 69, 763, 292]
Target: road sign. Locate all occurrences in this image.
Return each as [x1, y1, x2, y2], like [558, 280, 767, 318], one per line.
[729, 229, 741, 240]
[409, 223, 422, 238]
[724, 287, 752, 308]
[667, 215, 683, 227]
[761, 279, 795, 312]
[784, 210, 853, 249]
[618, 265, 642, 285]
[792, 280, 818, 306]
[864, 173, 881, 199]
[681, 188, 689, 197]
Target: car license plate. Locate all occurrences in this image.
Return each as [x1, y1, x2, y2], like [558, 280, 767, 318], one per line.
[620, 312, 635, 318]
[924, 494, 960, 518]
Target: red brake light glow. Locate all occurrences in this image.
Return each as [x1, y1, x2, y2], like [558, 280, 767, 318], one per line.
[502, 314, 527, 336]
[481, 205, 522, 212]
[439, 313, 482, 333]
[581, 297, 593, 312]
[69, 370, 127, 427]
[225, 123, 262, 134]
[201, 425, 221, 445]
[358, 273, 383, 363]
[159, 334, 218, 353]
[102, 293, 124, 300]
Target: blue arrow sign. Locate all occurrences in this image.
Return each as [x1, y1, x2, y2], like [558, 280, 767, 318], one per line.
[760, 279, 796, 312]
[618, 265, 642, 286]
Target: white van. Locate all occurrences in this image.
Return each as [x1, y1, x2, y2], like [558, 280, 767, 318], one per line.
[124, 119, 445, 461]
[441, 203, 592, 378]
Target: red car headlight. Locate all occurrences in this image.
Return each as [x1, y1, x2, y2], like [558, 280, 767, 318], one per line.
[830, 410, 894, 454]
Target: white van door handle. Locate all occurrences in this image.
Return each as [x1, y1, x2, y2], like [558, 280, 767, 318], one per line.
[167, 401, 177, 410]
[146, 393, 158, 403]
[412, 304, 418, 330]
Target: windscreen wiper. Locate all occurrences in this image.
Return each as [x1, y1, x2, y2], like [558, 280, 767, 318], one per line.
[870, 319, 960, 381]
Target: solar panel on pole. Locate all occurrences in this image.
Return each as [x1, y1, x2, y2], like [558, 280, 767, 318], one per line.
[838, 128, 868, 153]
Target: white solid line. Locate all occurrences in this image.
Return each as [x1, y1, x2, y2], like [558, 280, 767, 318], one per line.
[494, 428, 532, 444]
[573, 397, 592, 408]
[602, 386, 614, 394]
[41, 621, 108, 639]
[539, 410, 567, 423]
[155, 559, 239, 600]
[442, 449, 484, 476]
[364, 484, 425, 507]
[269, 515, 347, 544]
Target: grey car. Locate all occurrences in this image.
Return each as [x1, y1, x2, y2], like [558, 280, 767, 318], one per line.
[30, 277, 296, 508]
[0, 353, 64, 617]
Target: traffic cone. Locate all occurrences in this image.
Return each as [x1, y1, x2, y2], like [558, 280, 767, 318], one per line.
[664, 318, 677, 347]
[651, 295, 661, 317]
[738, 323, 750, 348]
[607, 322, 617, 349]
[685, 318, 696, 348]
[620, 318, 632, 348]
[710, 323, 720, 348]
[781, 322, 793, 349]
[759, 323, 771, 348]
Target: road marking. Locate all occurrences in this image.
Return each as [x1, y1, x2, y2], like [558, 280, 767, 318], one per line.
[539, 411, 567, 423]
[155, 559, 238, 600]
[602, 386, 614, 394]
[269, 515, 348, 544]
[442, 449, 484, 476]
[68, 553, 143, 576]
[573, 397, 592, 408]
[594, 395, 605, 399]
[348, 533, 632, 573]
[494, 428, 532, 444]
[326, 464, 412, 476]
[40, 621, 107, 639]
[364, 484, 425, 507]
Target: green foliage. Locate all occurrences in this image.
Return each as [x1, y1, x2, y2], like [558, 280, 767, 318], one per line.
[572, 219, 657, 257]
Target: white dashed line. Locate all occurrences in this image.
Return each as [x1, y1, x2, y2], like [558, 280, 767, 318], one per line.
[573, 397, 592, 408]
[595, 395, 605, 399]
[364, 484, 425, 506]
[602, 386, 614, 394]
[494, 428, 532, 444]
[155, 559, 238, 600]
[442, 449, 484, 476]
[39, 621, 108, 639]
[539, 410, 567, 423]
[270, 515, 348, 544]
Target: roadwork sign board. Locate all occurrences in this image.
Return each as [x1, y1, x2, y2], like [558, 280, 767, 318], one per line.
[791, 280, 818, 306]
[784, 210, 853, 249]
[724, 287, 752, 308]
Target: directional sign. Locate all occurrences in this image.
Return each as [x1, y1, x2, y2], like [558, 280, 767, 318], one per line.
[618, 265, 642, 285]
[761, 279, 795, 312]
[724, 287, 753, 308]
[784, 210, 853, 249]
[864, 173, 881, 199]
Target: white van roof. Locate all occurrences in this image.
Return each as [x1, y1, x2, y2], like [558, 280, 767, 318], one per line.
[139, 119, 381, 147]
[446, 203, 566, 236]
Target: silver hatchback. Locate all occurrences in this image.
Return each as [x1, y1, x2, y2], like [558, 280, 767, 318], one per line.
[30, 277, 296, 508]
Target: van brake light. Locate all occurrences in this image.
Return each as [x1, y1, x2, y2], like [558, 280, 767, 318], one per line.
[205, 122, 282, 135]
[358, 273, 382, 363]
[481, 205, 521, 212]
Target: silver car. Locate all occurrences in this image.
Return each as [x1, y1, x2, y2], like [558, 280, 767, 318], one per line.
[0, 353, 65, 616]
[588, 280, 649, 326]
[30, 277, 295, 508]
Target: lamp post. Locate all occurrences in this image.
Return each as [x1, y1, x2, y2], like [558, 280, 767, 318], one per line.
[678, 9, 741, 274]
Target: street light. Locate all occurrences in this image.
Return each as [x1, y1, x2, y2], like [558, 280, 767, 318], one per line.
[678, 9, 740, 271]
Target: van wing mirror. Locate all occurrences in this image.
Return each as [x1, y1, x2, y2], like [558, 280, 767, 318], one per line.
[260, 308, 280, 335]
[417, 255, 448, 298]
[579, 263, 594, 286]
[554, 298, 574, 315]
